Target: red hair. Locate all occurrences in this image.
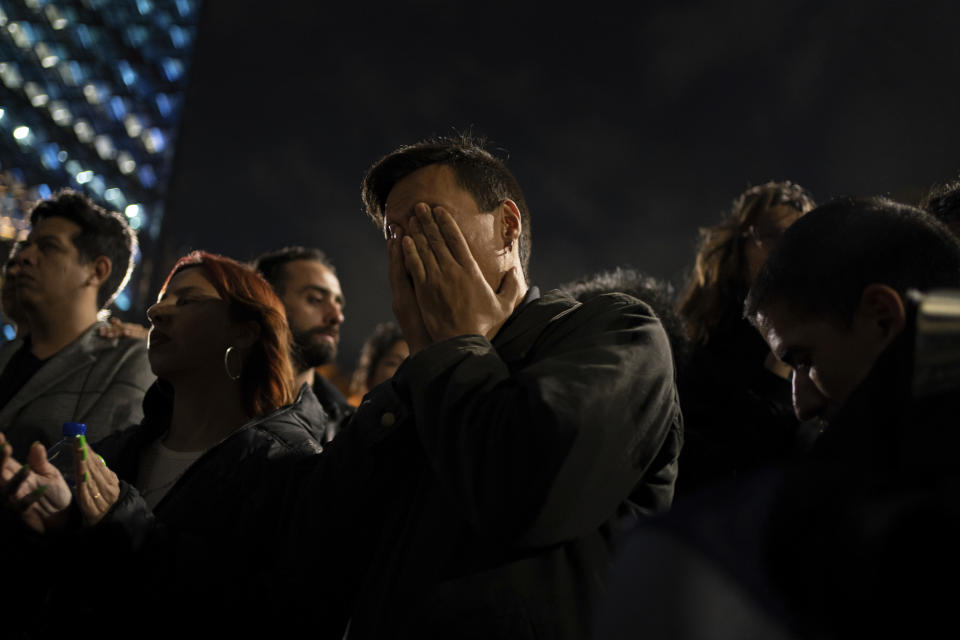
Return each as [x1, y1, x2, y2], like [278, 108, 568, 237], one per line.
[164, 251, 295, 417]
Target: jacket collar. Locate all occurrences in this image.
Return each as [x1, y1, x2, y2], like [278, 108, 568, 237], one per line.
[492, 287, 580, 363]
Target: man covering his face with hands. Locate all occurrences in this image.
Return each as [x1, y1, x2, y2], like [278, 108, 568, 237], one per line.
[281, 136, 681, 640]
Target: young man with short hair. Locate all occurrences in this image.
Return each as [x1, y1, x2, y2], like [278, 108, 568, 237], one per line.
[254, 246, 352, 438]
[282, 136, 682, 639]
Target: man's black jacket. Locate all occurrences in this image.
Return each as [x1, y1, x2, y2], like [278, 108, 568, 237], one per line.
[278, 287, 683, 639]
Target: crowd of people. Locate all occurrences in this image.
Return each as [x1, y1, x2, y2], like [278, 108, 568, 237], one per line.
[0, 135, 958, 639]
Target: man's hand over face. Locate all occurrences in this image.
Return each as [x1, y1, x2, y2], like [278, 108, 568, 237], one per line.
[400, 203, 523, 345]
[388, 231, 432, 356]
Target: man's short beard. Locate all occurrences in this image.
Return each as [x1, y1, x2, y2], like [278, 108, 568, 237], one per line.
[291, 329, 336, 372]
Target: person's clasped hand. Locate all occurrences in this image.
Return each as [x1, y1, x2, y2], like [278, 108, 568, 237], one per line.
[0, 433, 121, 531]
[72, 435, 120, 527]
[0, 433, 72, 533]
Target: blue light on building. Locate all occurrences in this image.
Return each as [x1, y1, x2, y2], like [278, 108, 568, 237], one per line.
[0, 0, 200, 317]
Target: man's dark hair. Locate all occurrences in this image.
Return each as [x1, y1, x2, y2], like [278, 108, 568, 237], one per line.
[29, 189, 136, 310]
[361, 134, 532, 282]
[920, 180, 960, 236]
[745, 197, 960, 325]
[252, 246, 335, 295]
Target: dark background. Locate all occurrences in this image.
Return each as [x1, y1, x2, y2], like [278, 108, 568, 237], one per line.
[159, 0, 960, 367]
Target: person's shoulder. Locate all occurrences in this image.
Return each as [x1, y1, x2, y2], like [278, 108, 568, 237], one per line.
[566, 288, 657, 316]
[246, 390, 326, 457]
[539, 287, 660, 333]
[79, 322, 147, 362]
[108, 336, 150, 371]
[86, 326, 154, 392]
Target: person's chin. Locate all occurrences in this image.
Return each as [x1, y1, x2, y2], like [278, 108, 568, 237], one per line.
[13, 287, 40, 306]
[147, 351, 173, 378]
[295, 341, 335, 369]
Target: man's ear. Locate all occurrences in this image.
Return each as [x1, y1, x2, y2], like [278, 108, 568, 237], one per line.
[855, 283, 906, 347]
[498, 199, 522, 248]
[88, 256, 112, 288]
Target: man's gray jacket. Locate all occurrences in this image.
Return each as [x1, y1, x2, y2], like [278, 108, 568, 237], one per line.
[0, 321, 154, 457]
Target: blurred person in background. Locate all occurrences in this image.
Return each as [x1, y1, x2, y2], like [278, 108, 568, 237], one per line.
[347, 320, 409, 404]
[0, 251, 326, 635]
[0, 190, 153, 458]
[675, 181, 815, 497]
[255, 246, 352, 440]
[1, 242, 28, 339]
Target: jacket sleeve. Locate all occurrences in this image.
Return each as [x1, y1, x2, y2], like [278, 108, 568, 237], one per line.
[83, 479, 158, 553]
[392, 294, 681, 547]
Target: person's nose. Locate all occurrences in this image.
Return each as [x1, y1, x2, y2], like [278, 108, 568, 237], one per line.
[15, 243, 36, 266]
[146, 301, 171, 326]
[325, 299, 344, 326]
[792, 368, 829, 422]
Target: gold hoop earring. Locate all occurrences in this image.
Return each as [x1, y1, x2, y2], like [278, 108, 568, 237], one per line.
[224, 346, 242, 381]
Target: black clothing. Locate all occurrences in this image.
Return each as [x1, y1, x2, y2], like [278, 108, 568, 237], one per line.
[282, 287, 682, 639]
[599, 332, 960, 639]
[35, 382, 328, 634]
[0, 339, 46, 410]
[676, 318, 800, 497]
[312, 373, 354, 441]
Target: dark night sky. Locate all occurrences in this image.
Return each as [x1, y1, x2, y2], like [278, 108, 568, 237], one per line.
[159, 0, 960, 366]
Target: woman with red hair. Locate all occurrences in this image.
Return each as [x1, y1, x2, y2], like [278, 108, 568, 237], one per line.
[0, 251, 327, 631]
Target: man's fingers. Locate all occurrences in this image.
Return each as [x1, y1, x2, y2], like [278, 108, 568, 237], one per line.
[16, 484, 47, 511]
[433, 207, 477, 269]
[76, 463, 96, 514]
[26, 441, 53, 477]
[0, 434, 12, 480]
[401, 235, 427, 285]
[75, 444, 118, 525]
[84, 444, 113, 488]
[389, 238, 426, 348]
[4, 463, 30, 498]
[76, 455, 105, 518]
[387, 238, 409, 291]
[415, 204, 457, 267]
[389, 235, 423, 288]
[408, 216, 440, 278]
